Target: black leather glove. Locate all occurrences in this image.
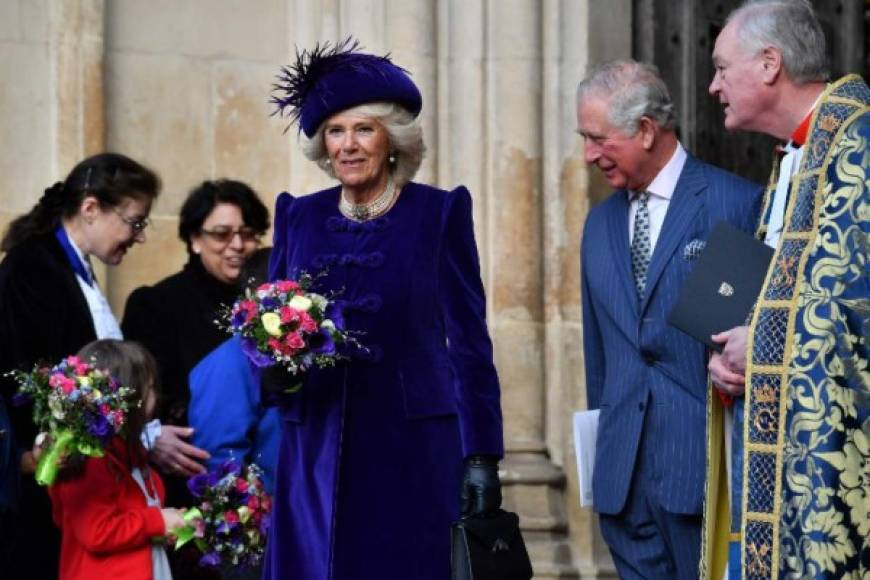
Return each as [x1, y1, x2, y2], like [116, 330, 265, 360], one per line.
[460, 455, 502, 517]
[260, 364, 302, 398]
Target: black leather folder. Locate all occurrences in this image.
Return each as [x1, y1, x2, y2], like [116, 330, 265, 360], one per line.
[668, 221, 774, 350]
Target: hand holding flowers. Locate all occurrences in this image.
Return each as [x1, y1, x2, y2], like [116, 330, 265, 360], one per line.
[161, 507, 187, 533]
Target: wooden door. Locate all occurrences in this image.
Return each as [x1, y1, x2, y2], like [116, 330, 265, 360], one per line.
[633, 0, 868, 185]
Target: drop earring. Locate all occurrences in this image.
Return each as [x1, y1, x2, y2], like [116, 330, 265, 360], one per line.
[388, 152, 397, 165]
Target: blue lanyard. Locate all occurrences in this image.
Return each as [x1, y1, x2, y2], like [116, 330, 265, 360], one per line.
[54, 226, 93, 286]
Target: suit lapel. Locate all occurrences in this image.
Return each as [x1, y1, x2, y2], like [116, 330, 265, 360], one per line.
[640, 155, 706, 312]
[606, 192, 639, 315]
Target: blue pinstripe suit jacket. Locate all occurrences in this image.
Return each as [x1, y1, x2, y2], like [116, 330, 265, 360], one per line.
[581, 154, 760, 516]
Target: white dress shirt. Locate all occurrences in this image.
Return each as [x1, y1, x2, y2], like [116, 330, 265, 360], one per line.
[64, 229, 123, 340]
[764, 143, 803, 249]
[628, 142, 688, 252]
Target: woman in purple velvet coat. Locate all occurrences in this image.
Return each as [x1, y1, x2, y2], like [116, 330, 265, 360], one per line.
[261, 40, 505, 579]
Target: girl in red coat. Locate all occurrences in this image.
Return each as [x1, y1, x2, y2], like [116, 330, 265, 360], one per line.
[49, 340, 186, 580]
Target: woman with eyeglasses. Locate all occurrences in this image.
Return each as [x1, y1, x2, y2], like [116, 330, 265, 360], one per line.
[121, 179, 268, 574]
[0, 152, 161, 580]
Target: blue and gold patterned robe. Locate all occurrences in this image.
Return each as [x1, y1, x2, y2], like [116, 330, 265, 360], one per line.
[701, 75, 870, 579]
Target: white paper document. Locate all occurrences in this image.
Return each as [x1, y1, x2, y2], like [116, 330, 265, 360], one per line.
[573, 410, 600, 508]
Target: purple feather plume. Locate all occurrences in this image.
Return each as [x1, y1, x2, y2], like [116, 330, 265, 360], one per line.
[270, 37, 402, 133]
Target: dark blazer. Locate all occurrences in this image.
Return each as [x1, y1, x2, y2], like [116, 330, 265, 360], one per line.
[581, 154, 761, 515]
[0, 233, 98, 579]
[122, 257, 240, 426]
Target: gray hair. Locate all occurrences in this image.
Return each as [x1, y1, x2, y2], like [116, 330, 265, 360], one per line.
[576, 59, 676, 135]
[727, 0, 829, 84]
[301, 102, 426, 188]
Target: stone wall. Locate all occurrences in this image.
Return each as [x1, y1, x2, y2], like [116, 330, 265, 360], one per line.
[0, 1, 631, 576]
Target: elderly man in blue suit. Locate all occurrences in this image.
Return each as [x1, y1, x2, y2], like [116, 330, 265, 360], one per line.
[578, 60, 760, 579]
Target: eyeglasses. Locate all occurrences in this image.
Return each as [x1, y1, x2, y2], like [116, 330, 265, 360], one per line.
[111, 206, 151, 233]
[200, 227, 261, 245]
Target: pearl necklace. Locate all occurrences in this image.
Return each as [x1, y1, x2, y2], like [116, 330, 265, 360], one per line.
[339, 178, 398, 222]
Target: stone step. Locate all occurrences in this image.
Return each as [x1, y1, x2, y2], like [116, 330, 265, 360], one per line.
[527, 539, 580, 578]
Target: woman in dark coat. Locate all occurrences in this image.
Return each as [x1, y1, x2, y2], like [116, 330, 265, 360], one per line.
[0, 153, 161, 580]
[263, 40, 504, 579]
[122, 180, 269, 579]
[121, 180, 269, 487]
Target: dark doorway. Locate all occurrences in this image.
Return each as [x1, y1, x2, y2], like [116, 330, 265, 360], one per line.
[633, 0, 868, 185]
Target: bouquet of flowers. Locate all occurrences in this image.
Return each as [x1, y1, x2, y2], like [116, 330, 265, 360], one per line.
[174, 460, 272, 568]
[221, 275, 352, 392]
[8, 356, 136, 485]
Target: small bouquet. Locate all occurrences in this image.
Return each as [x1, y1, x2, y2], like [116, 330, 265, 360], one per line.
[175, 460, 272, 568]
[221, 275, 353, 391]
[8, 356, 136, 485]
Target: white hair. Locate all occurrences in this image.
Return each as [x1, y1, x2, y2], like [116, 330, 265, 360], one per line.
[728, 0, 829, 84]
[576, 59, 676, 135]
[301, 102, 426, 188]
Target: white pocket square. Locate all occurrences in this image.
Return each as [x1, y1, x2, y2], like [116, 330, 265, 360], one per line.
[683, 239, 706, 260]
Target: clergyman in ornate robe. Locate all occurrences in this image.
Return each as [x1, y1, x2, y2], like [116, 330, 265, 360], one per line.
[701, 74, 869, 579]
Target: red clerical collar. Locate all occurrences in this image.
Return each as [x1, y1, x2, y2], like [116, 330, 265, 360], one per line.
[790, 109, 813, 147]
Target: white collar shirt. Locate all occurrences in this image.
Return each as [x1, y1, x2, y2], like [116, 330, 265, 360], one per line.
[63, 227, 123, 340]
[628, 142, 687, 252]
[764, 143, 803, 248]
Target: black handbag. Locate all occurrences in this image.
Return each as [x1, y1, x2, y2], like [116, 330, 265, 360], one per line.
[451, 510, 533, 580]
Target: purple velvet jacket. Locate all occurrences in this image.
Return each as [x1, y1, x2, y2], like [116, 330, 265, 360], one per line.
[263, 181, 503, 580]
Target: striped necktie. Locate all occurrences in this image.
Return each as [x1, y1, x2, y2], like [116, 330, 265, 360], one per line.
[630, 191, 651, 299]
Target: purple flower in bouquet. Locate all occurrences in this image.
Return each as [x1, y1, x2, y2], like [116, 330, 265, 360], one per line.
[240, 338, 274, 368]
[199, 552, 221, 567]
[218, 458, 242, 477]
[260, 297, 280, 310]
[85, 412, 111, 442]
[215, 520, 233, 535]
[187, 470, 221, 498]
[324, 301, 345, 330]
[309, 327, 336, 355]
[231, 310, 248, 328]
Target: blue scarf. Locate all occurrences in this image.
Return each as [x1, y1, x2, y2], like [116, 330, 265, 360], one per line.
[54, 226, 93, 286]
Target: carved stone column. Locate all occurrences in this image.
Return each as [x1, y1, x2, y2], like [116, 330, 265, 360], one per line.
[475, 1, 577, 577]
[551, 2, 631, 577]
[49, 0, 105, 177]
[49, 0, 106, 280]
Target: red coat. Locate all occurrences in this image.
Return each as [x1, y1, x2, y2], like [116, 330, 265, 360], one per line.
[49, 437, 167, 580]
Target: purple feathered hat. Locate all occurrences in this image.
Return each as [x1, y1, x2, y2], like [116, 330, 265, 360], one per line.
[271, 38, 423, 138]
